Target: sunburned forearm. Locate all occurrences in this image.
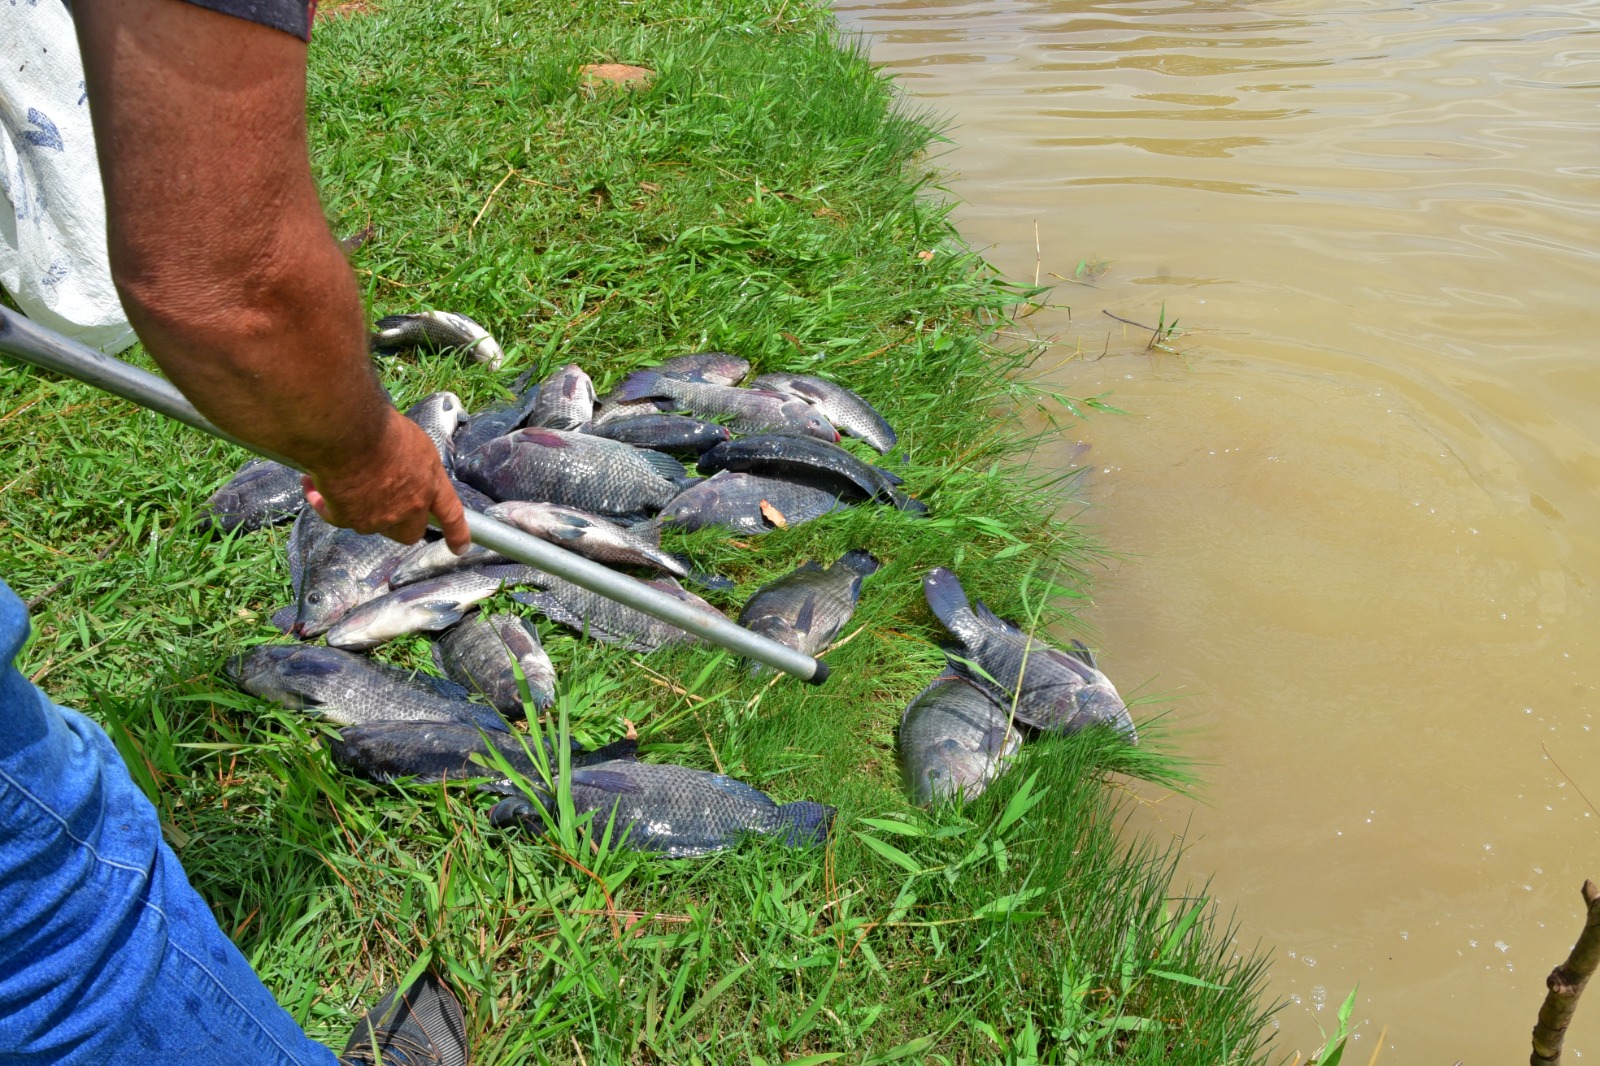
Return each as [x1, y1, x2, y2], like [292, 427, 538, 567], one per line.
[73, 0, 469, 550]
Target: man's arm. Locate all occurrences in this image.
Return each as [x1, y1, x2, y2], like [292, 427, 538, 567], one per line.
[72, 0, 468, 551]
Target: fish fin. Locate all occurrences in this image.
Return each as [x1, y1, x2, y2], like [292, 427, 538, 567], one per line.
[514, 427, 571, 449]
[608, 370, 670, 403]
[1064, 638, 1098, 669]
[973, 600, 1026, 637]
[870, 464, 905, 487]
[707, 774, 778, 806]
[890, 491, 929, 514]
[547, 525, 588, 542]
[578, 738, 640, 764]
[922, 568, 973, 631]
[268, 605, 298, 634]
[633, 447, 690, 482]
[487, 795, 541, 828]
[793, 594, 817, 634]
[568, 767, 647, 795]
[774, 800, 835, 845]
[837, 549, 881, 577]
[682, 565, 731, 589]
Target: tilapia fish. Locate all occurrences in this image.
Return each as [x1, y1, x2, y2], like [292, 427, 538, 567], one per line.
[487, 500, 686, 576]
[697, 435, 923, 512]
[583, 413, 731, 456]
[738, 549, 879, 668]
[923, 568, 1136, 740]
[656, 470, 851, 534]
[286, 508, 413, 637]
[453, 382, 542, 458]
[609, 371, 839, 442]
[751, 373, 897, 454]
[588, 397, 674, 427]
[404, 391, 465, 470]
[431, 612, 556, 718]
[226, 644, 509, 733]
[456, 428, 684, 521]
[488, 760, 833, 857]
[899, 674, 1022, 805]
[650, 352, 750, 387]
[370, 310, 505, 370]
[329, 722, 633, 785]
[526, 364, 596, 430]
[199, 458, 304, 534]
[513, 575, 723, 653]
[325, 564, 544, 651]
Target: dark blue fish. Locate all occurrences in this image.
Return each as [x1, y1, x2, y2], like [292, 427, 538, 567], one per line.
[923, 568, 1135, 740]
[488, 760, 833, 857]
[199, 458, 304, 534]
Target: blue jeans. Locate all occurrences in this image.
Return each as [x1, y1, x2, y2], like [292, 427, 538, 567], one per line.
[0, 580, 338, 1065]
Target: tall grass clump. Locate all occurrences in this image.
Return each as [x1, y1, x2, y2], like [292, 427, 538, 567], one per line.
[0, 0, 1282, 1061]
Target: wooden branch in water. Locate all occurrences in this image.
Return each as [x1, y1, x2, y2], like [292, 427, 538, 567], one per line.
[1531, 879, 1600, 1066]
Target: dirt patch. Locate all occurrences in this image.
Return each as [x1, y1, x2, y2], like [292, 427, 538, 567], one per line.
[579, 63, 655, 91]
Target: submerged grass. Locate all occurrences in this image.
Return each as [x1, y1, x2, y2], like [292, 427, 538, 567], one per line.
[0, 0, 1280, 1061]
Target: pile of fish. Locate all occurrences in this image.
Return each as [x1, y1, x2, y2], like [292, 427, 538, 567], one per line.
[897, 568, 1137, 805]
[206, 312, 931, 856]
[206, 309, 1138, 850]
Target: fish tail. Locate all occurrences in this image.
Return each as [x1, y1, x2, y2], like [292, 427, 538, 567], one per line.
[890, 490, 929, 515]
[774, 800, 835, 845]
[838, 549, 881, 576]
[608, 370, 669, 403]
[923, 567, 974, 632]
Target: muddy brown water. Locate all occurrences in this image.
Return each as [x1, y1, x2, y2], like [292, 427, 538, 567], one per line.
[831, 0, 1600, 1060]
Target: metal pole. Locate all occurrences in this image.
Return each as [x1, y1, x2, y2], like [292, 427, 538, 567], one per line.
[0, 307, 828, 683]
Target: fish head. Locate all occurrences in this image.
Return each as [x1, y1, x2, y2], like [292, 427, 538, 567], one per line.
[913, 738, 1002, 805]
[294, 567, 362, 637]
[1071, 684, 1137, 742]
[785, 401, 840, 443]
[226, 645, 338, 708]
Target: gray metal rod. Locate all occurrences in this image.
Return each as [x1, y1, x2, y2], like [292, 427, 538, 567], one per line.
[0, 307, 828, 683]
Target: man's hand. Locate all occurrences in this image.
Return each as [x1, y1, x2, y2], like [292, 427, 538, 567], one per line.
[302, 412, 471, 553]
[73, 0, 464, 550]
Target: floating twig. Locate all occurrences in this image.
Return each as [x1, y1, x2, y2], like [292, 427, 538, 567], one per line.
[1532, 879, 1600, 1065]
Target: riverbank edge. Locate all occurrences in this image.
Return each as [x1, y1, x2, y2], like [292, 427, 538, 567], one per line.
[0, 0, 1281, 1060]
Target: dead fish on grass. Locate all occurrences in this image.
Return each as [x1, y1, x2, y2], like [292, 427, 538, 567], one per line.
[286, 509, 413, 637]
[923, 568, 1135, 740]
[370, 311, 505, 370]
[329, 722, 635, 786]
[487, 760, 833, 857]
[513, 575, 723, 653]
[738, 550, 878, 669]
[404, 391, 465, 470]
[698, 434, 923, 512]
[650, 352, 750, 386]
[608, 371, 839, 442]
[582, 413, 731, 456]
[226, 644, 509, 733]
[324, 564, 543, 651]
[456, 428, 685, 522]
[525, 364, 596, 430]
[751, 372, 897, 453]
[899, 673, 1022, 805]
[453, 382, 542, 458]
[655, 470, 851, 535]
[199, 458, 304, 534]
[432, 612, 556, 717]
[488, 500, 686, 576]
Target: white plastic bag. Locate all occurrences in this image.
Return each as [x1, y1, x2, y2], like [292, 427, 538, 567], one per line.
[1, 0, 135, 354]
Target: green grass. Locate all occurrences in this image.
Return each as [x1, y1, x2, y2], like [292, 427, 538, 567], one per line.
[0, 0, 1280, 1061]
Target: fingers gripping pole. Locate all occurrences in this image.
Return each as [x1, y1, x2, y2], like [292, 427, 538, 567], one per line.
[0, 307, 829, 682]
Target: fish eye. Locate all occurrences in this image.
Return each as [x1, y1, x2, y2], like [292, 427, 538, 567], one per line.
[306, 591, 322, 605]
